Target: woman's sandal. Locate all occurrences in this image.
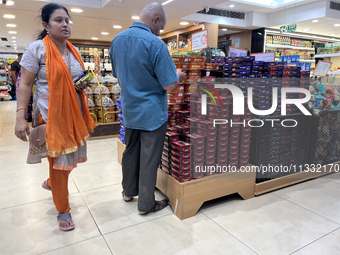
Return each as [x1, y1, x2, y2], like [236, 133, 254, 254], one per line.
[42, 180, 51, 191]
[139, 199, 169, 215]
[122, 191, 132, 202]
[57, 213, 75, 231]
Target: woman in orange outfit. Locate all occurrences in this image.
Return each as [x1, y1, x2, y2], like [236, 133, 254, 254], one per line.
[14, 3, 96, 231]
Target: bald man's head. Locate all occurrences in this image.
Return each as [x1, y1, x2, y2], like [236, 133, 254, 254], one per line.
[139, 2, 167, 36]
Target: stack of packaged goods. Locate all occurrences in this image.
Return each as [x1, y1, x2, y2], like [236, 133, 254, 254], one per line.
[116, 95, 125, 144]
[282, 66, 301, 115]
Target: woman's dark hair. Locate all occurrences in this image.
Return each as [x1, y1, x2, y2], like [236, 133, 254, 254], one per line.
[37, 3, 70, 40]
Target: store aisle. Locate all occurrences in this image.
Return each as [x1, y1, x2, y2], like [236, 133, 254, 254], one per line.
[1, 100, 340, 255]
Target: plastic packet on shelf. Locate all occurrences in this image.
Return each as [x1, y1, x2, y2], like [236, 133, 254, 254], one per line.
[88, 98, 95, 107]
[100, 95, 115, 106]
[84, 87, 93, 94]
[94, 85, 110, 94]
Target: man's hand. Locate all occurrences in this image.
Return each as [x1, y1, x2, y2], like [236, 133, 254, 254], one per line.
[177, 69, 187, 83]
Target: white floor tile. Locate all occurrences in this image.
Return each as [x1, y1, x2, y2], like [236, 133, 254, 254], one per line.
[0, 193, 100, 255]
[274, 178, 340, 224]
[104, 213, 256, 255]
[202, 193, 340, 255]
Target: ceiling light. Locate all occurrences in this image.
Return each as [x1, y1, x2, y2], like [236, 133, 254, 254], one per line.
[8, 31, 17, 34]
[180, 22, 189, 25]
[70, 21, 73, 24]
[12, 41, 16, 43]
[113, 25, 122, 29]
[71, 8, 83, 13]
[6, 24, 16, 27]
[3, 14, 15, 19]
[312, 20, 318, 23]
[101, 32, 109, 35]
[303, 29, 311, 32]
[160, 30, 164, 32]
[229, 5, 235, 8]
[162, 0, 173, 5]
[222, 28, 228, 31]
[91, 37, 98, 40]
[131, 16, 139, 20]
[13, 44, 17, 45]
[6, 1, 14, 5]
[335, 24, 340, 27]
[11, 36, 16, 39]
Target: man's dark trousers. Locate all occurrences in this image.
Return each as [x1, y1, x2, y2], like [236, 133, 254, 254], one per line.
[122, 121, 167, 212]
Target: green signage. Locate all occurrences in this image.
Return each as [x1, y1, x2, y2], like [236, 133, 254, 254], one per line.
[280, 23, 297, 33]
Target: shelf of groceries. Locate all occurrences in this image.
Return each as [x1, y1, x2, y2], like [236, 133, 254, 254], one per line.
[266, 44, 315, 51]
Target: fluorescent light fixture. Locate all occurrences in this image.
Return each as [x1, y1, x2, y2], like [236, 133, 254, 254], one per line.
[312, 20, 318, 23]
[71, 8, 83, 13]
[162, 0, 173, 5]
[113, 25, 122, 29]
[335, 24, 340, 27]
[3, 14, 15, 19]
[6, 1, 14, 5]
[13, 44, 17, 46]
[230, 0, 304, 9]
[8, 31, 17, 34]
[101, 32, 109, 35]
[180, 21, 189, 25]
[222, 28, 228, 31]
[229, 4, 235, 7]
[160, 30, 164, 32]
[303, 29, 311, 32]
[6, 24, 16, 27]
[131, 16, 139, 20]
[12, 41, 16, 43]
[11, 37, 16, 39]
[91, 37, 98, 40]
[266, 30, 340, 42]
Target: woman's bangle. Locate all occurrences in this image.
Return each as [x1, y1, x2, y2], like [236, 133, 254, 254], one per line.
[16, 107, 27, 112]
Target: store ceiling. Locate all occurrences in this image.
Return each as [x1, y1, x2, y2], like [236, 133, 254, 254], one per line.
[0, 0, 339, 54]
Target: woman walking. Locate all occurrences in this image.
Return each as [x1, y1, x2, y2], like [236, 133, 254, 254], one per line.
[15, 3, 96, 231]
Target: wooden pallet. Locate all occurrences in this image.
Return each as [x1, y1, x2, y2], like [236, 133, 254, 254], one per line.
[156, 168, 256, 220]
[255, 161, 340, 195]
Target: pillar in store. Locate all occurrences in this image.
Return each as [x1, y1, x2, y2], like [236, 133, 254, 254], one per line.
[203, 23, 218, 48]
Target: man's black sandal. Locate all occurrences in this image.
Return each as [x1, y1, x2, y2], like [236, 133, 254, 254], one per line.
[122, 191, 133, 202]
[139, 199, 169, 215]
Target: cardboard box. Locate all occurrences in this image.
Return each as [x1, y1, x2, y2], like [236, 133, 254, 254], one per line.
[117, 139, 126, 165]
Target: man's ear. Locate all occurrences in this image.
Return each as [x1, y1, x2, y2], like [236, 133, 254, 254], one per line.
[153, 16, 160, 26]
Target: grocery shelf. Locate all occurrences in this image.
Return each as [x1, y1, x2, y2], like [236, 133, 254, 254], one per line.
[266, 44, 315, 51]
[327, 71, 340, 75]
[275, 58, 315, 63]
[314, 53, 340, 58]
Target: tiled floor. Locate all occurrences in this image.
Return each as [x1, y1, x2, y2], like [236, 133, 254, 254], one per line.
[1, 100, 340, 255]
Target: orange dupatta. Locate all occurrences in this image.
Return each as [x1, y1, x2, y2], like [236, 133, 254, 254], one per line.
[43, 36, 96, 158]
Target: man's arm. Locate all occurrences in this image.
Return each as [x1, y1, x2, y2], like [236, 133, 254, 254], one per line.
[11, 70, 17, 84]
[164, 69, 186, 91]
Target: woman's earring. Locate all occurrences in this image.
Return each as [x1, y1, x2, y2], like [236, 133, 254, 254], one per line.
[46, 30, 49, 34]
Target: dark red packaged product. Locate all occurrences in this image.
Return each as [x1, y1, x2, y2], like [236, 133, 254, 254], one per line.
[192, 172, 204, 179]
[171, 161, 190, 171]
[245, 110, 252, 116]
[207, 116, 217, 122]
[231, 127, 241, 133]
[171, 150, 190, 159]
[167, 127, 176, 132]
[219, 134, 229, 141]
[209, 111, 230, 118]
[193, 160, 205, 168]
[218, 128, 229, 135]
[171, 141, 191, 153]
[162, 149, 170, 158]
[197, 128, 217, 136]
[232, 116, 242, 122]
[230, 138, 240, 144]
[162, 154, 170, 164]
[242, 132, 251, 138]
[218, 151, 228, 158]
[161, 159, 170, 169]
[283, 66, 301, 71]
[197, 114, 207, 121]
[243, 126, 251, 132]
[171, 155, 190, 165]
[176, 110, 190, 119]
[173, 125, 190, 135]
[207, 140, 217, 148]
[229, 154, 239, 161]
[206, 147, 216, 154]
[206, 153, 216, 160]
[171, 167, 191, 177]
[230, 143, 239, 150]
[230, 132, 240, 139]
[205, 171, 215, 177]
[218, 140, 229, 147]
[229, 161, 239, 167]
[165, 131, 180, 142]
[185, 117, 200, 127]
[175, 117, 184, 125]
[197, 120, 215, 130]
[206, 135, 217, 142]
[208, 104, 230, 112]
[241, 137, 251, 143]
[192, 155, 205, 164]
[193, 143, 205, 151]
[229, 149, 239, 156]
[172, 173, 191, 183]
[240, 158, 249, 166]
[184, 133, 205, 145]
[240, 148, 250, 155]
[217, 157, 228, 164]
[191, 149, 205, 157]
[161, 165, 170, 174]
[218, 146, 229, 153]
